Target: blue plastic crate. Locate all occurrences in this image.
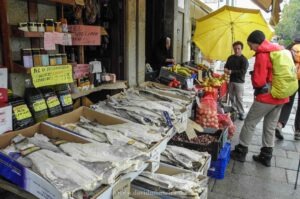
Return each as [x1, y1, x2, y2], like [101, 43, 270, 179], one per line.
[208, 142, 231, 179]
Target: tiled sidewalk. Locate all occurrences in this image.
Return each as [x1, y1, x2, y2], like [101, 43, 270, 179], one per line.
[208, 61, 300, 199]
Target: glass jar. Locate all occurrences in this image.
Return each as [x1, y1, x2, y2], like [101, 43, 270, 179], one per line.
[37, 23, 45, 32]
[40, 48, 49, 66]
[49, 54, 56, 66]
[18, 22, 28, 32]
[28, 22, 37, 32]
[55, 22, 62, 32]
[21, 48, 33, 68]
[44, 19, 54, 32]
[61, 18, 68, 33]
[32, 48, 41, 66]
[61, 53, 67, 64]
[56, 54, 62, 65]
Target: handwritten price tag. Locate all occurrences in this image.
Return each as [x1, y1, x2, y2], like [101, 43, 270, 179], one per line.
[68, 25, 101, 45]
[62, 95, 72, 106]
[13, 105, 32, 120]
[47, 97, 60, 108]
[31, 65, 73, 88]
[33, 100, 47, 112]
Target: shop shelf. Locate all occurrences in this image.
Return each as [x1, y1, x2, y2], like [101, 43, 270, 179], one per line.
[13, 62, 31, 74]
[11, 25, 44, 38]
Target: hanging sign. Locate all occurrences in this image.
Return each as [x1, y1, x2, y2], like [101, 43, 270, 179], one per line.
[73, 64, 90, 79]
[31, 65, 73, 88]
[68, 25, 101, 45]
[44, 32, 72, 50]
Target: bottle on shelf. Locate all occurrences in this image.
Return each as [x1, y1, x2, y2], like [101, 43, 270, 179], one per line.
[24, 79, 48, 123]
[9, 95, 35, 130]
[41, 87, 63, 117]
[56, 84, 73, 113]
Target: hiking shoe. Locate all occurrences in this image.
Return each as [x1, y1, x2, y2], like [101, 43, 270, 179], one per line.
[253, 147, 273, 167]
[295, 131, 300, 140]
[231, 144, 248, 162]
[275, 126, 284, 140]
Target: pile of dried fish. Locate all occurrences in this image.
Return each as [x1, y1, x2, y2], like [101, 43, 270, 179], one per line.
[161, 145, 210, 172]
[1, 133, 150, 198]
[91, 88, 190, 130]
[62, 116, 163, 149]
[133, 171, 207, 198]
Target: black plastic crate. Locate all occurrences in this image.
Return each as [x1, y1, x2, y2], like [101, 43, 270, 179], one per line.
[169, 128, 226, 161]
[158, 67, 190, 87]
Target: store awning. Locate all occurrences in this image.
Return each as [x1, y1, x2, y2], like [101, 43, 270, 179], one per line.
[251, 0, 283, 26]
[190, 0, 213, 20]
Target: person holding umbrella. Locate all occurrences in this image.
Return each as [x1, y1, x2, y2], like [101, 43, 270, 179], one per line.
[231, 30, 289, 167]
[224, 41, 249, 120]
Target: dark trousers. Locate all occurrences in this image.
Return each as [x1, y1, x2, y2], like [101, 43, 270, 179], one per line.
[278, 81, 300, 131]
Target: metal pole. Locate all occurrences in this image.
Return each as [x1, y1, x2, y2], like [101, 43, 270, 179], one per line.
[295, 158, 300, 189]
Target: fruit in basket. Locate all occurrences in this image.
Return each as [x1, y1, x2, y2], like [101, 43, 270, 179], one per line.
[165, 64, 193, 77]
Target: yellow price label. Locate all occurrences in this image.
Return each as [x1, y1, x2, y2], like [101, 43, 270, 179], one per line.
[31, 65, 73, 88]
[13, 105, 32, 121]
[63, 94, 72, 106]
[47, 97, 60, 108]
[33, 99, 47, 112]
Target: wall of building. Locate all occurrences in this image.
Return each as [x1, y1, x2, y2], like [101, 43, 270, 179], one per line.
[125, 0, 146, 87]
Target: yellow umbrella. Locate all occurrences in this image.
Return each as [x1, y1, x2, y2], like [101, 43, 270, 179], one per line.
[193, 5, 274, 61]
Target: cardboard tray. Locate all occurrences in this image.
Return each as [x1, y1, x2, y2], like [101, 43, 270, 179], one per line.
[45, 106, 177, 172]
[0, 123, 91, 199]
[0, 121, 154, 199]
[168, 128, 228, 161]
[130, 163, 208, 199]
[160, 154, 211, 176]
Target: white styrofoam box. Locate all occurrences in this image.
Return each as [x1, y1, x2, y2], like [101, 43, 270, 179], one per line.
[0, 105, 12, 134]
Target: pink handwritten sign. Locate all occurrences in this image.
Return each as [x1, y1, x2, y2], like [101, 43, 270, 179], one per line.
[44, 32, 72, 50]
[73, 64, 90, 79]
[68, 25, 101, 46]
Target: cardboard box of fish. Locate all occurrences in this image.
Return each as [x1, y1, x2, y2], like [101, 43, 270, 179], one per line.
[0, 108, 164, 199]
[130, 163, 208, 199]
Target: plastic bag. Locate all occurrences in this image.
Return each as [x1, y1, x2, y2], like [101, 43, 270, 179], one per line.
[217, 113, 236, 139]
[195, 96, 219, 128]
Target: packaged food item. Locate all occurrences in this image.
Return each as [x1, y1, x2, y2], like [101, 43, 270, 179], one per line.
[41, 87, 62, 117]
[22, 48, 33, 68]
[49, 54, 56, 66]
[9, 96, 34, 130]
[37, 22, 45, 32]
[28, 22, 37, 32]
[40, 48, 49, 66]
[24, 79, 48, 123]
[55, 22, 62, 32]
[18, 22, 28, 31]
[32, 48, 42, 66]
[56, 54, 62, 65]
[61, 53, 67, 64]
[44, 19, 54, 32]
[61, 18, 68, 33]
[56, 84, 73, 113]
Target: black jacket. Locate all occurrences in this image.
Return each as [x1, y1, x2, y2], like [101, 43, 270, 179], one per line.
[224, 54, 249, 83]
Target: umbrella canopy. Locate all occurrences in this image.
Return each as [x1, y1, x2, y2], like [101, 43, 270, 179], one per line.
[193, 5, 274, 61]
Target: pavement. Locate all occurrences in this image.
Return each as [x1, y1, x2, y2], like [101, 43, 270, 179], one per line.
[208, 60, 300, 199]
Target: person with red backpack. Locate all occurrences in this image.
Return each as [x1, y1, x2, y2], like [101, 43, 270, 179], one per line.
[231, 30, 289, 167]
[275, 36, 300, 140]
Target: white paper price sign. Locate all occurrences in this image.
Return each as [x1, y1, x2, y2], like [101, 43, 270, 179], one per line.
[113, 178, 130, 199]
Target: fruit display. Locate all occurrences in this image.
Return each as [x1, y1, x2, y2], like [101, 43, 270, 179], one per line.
[164, 64, 195, 77]
[195, 96, 219, 129]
